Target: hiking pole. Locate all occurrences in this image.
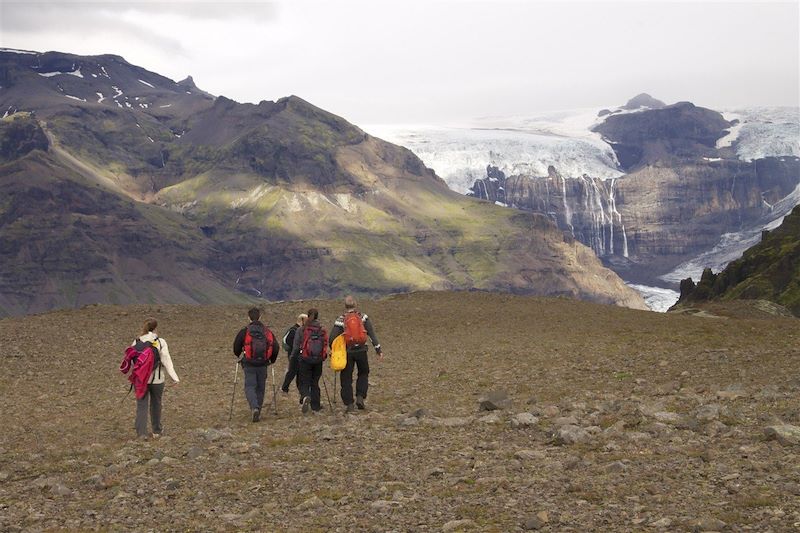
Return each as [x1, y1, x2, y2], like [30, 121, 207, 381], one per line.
[271, 365, 278, 416]
[228, 360, 240, 422]
[321, 371, 334, 414]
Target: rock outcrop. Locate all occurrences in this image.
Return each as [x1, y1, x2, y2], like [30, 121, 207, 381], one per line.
[672, 205, 800, 316]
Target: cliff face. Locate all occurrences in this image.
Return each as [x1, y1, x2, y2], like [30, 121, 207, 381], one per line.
[468, 100, 800, 286]
[0, 49, 646, 315]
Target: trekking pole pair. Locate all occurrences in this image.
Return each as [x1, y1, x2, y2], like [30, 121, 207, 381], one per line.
[229, 360, 278, 422]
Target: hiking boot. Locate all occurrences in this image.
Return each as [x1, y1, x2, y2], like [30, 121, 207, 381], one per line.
[301, 396, 311, 414]
[356, 395, 366, 410]
[345, 403, 355, 414]
[281, 387, 289, 394]
[252, 408, 261, 422]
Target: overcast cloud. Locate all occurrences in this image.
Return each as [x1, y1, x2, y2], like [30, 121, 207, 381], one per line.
[1, 0, 797, 124]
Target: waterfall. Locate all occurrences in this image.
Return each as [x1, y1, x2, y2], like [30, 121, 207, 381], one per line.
[609, 178, 629, 258]
[560, 175, 575, 237]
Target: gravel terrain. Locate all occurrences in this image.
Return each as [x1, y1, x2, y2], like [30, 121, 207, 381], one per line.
[0, 292, 798, 532]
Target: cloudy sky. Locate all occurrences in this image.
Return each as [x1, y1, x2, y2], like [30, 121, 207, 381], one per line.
[1, 0, 798, 124]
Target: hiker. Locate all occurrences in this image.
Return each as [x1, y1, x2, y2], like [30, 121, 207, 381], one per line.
[131, 318, 179, 439]
[280, 313, 307, 395]
[329, 295, 384, 413]
[233, 307, 279, 422]
[291, 308, 328, 414]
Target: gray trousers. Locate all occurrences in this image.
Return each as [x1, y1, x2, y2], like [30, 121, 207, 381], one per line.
[243, 365, 267, 411]
[135, 382, 165, 437]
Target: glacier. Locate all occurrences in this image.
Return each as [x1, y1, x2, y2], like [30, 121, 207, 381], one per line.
[367, 106, 800, 312]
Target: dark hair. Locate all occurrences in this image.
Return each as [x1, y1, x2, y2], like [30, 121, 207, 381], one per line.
[248, 307, 261, 321]
[306, 308, 319, 322]
[140, 318, 158, 336]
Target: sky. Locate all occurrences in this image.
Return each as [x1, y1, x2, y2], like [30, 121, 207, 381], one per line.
[1, 0, 798, 125]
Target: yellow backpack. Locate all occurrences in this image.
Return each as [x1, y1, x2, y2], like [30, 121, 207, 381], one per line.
[330, 335, 347, 371]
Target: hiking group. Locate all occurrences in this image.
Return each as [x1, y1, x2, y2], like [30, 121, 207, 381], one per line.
[233, 295, 384, 420]
[121, 296, 383, 438]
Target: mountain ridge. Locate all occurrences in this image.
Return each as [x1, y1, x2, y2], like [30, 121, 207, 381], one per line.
[0, 49, 646, 315]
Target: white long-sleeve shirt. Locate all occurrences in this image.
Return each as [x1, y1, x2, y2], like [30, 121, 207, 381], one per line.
[133, 331, 180, 384]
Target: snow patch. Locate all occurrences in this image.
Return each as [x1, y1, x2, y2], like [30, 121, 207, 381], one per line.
[138, 79, 155, 88]
[0, 48, 38, 55]
[159, 104, 172, 108]
[111, 86, 123, 99]
[64, 94, 86, 102]
[703, 157, 722, 162]
[96, 92, 105, 103]
[495, 201, 508, 207]
[147, 136, 154, 143]
[38, 68, 83, 78]
[100, 66, 110, 78]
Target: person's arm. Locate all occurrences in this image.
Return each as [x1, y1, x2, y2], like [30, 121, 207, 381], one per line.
[291, 326, 303, 359]
[159, 338, 180, 383]
[363, 316, 382, 356]
[269, 328, 279, 364]
[329, 317, 344, 348]
[233, 327, 246, 357]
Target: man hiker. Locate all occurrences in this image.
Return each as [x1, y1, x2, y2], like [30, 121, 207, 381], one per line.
[291, 308, 328, 414]
[280, 313, 307, 396]
[233, 307, 279, 422]
[329, 295, 384, 413]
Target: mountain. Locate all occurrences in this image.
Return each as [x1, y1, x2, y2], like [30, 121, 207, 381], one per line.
[459, 99, 799, 292]
[672, 205, 800, 316]
[0, 49, 646, 315]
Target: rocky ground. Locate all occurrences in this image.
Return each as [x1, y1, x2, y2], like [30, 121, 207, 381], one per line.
[0, 291, 798, 532]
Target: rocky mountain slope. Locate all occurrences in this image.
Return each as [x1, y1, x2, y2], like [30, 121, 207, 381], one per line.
[466, 98, 800, 286]
[0, 49, 646, 315]
[673, 205, 800, 316]
[0, 292, 798, 531]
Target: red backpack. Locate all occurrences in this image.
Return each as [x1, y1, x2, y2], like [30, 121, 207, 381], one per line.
[244, 324, 274, 365]
[343, 311, 368, 348]
[300, 324, 328, 363]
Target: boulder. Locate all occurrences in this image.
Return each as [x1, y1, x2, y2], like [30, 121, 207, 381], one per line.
[556, 425, 591, 445]
[511, 413, 539, 428]
[764, 424, 800, 446]
[478, 391, 511, 411]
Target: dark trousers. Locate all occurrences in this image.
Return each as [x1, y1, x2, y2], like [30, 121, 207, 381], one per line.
[243, 365, 267, 411]
[298, 360, 323, 411]
[281, 355, 301, 393]
[340, 350, 369, 406]
[135, 382, 164, 437]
